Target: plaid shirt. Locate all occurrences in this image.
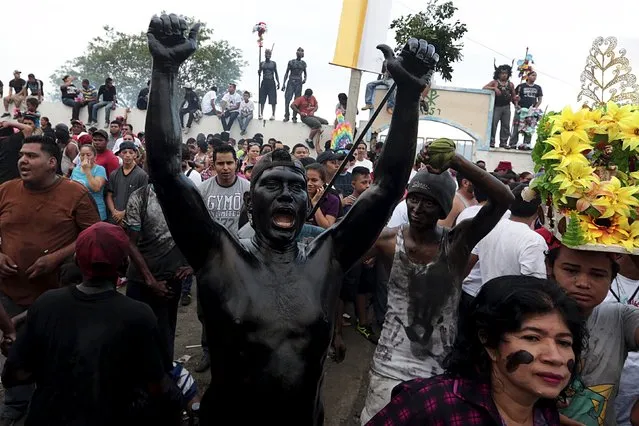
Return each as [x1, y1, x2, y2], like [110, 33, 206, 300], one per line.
[366, 374, 559, 426]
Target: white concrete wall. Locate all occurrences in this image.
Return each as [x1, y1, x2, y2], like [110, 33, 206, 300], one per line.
[35, 102, 332, 148]
[475, 148, 534, 173]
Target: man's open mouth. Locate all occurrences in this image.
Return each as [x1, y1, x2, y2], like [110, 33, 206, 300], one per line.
[272, 207, 296, 229]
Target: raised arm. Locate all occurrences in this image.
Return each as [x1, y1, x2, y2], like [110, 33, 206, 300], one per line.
[331, 39, 439, 270]
[145, 14, 219, 271]
[445, 154, 514, 250]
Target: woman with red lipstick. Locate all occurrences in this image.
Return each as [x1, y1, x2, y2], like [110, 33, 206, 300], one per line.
[367, 275, 586, 426]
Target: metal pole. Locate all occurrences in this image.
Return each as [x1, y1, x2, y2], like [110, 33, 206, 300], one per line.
[307, 83, 397, 220]
[258, 45, 262, 117]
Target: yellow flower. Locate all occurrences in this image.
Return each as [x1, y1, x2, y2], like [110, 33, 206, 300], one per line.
[541, 135, 592, 169]
[591, 176, 639, 218]
[601, 101, 635, 123]
[619, 216, 639, 251]
[582, 214, 629, 246]
[552, 162, 600, 203]
[618, 111, 639, 151]
[550, 106, 597, 144]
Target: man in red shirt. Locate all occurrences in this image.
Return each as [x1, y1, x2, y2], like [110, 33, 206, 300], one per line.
[92, 129, 120, 177]
[291, 88, 328, 150]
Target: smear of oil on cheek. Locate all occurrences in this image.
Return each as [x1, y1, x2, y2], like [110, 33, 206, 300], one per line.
[505, 350, 534, 373]
[567, 359, 575, 371]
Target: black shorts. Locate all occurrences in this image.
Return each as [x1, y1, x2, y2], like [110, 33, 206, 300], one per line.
[301, 115, 329, 129]
[340, 261, 377, 302]
[259, 79, 277, 105]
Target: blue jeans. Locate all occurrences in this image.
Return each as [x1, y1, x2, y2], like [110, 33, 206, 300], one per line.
[238, 115, 252, 133]
[92, 101, 114, 123]
[364, 79, 396, 109]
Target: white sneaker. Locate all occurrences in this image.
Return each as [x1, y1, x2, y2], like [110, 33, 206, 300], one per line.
[183, 127, 191, 135]
[269, 115, 275, 121]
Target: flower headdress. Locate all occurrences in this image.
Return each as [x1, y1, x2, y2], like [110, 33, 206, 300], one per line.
[529, 102, 639, 253]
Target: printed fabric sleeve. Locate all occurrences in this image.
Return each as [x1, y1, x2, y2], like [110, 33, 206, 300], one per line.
[124, 189, 143, 232]
[366, 381, 427, 425]
[621, 304, 639, 351]
[74, 192, 101, 230]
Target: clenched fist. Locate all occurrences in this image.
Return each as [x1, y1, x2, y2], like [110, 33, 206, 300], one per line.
[147, 13, 201, 71]
[377, 39, 439, 95]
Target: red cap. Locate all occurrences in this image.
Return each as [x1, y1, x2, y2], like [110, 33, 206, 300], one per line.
[495, 161, 513, 172]
[78, 134, 93, 145]
[536, 227, 562, 251]
[76, 222, 129, 280]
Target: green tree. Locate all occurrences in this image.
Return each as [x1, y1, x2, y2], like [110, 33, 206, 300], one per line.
[390, 0, 467, 82]
[49, 16, 245, 106]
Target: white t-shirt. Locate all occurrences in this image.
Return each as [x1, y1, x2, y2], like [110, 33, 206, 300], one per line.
[472, 218, 547, 284]
[604, 275, 639, 426]
[185, 168, 202, 186]
[202, 90, 217, 114]
[238, 100, 254, 117]
[387, 200, 408, 228]
[349, 159, 374, 173]
[222, 91, 242, 111]
[112, 137, 142, 154]
[457, 206, 512, 297]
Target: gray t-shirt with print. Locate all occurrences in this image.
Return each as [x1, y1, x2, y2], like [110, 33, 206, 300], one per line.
[561, 302, 639, 426]
[198, 176, 250, 236]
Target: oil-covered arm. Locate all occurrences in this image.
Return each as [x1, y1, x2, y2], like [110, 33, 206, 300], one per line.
[145, 14, 219, 271]
[331, 40, 439, 270]
[446, 154, 514, 253]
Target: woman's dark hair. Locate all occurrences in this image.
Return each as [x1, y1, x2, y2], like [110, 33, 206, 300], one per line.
[338, 93, 347, 108]
[197, 140, 208, 153]
[305, 163, 326, 182]
[445, 275, 586, 388]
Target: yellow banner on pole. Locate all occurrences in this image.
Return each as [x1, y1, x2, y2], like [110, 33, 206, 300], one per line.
[331, 0, 393, 74]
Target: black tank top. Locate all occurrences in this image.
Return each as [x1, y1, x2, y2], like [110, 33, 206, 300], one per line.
[494, 81, 512, 107]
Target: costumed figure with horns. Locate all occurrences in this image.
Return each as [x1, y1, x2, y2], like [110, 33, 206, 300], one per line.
[483, 60, 516, 148]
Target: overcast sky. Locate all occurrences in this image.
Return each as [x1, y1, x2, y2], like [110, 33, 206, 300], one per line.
[2, 0, 639, 139]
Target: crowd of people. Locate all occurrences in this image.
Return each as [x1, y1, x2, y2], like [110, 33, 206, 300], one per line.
[1, 94, 637, 426]
[0, 17, 635, 426]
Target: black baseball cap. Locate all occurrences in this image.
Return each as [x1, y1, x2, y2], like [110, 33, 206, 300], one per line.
[93, 129, 108, 140]
[317, 150, 340, 164]
[116, 141, 138, 154]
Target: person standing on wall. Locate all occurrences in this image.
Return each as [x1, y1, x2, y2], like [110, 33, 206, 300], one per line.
[509, 71, 543, 150]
